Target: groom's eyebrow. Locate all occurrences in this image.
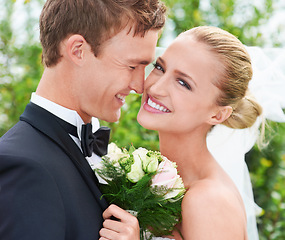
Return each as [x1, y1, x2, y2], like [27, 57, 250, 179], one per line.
[128, 58, 153, 65]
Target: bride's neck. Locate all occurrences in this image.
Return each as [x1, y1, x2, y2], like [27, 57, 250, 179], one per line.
[159, 130, 207, 158]
[158, 131, 213, 186]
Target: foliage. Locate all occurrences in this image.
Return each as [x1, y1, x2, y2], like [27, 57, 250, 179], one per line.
[246, 122, 285, 239]
[0, 0, 284, 239]
[163, 0, 274, 46]
[0, 0, 43, 135]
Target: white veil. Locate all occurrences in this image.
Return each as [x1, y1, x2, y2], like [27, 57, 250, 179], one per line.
[148, 46, 285, 240]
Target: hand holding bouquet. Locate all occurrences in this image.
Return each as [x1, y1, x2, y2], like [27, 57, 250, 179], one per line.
[95, 143, 186, 239]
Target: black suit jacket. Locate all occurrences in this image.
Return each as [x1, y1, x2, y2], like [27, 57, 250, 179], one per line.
[0, 103, 108, 239]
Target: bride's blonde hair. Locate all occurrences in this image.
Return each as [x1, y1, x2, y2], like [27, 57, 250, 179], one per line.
[181, 26, 262, 130]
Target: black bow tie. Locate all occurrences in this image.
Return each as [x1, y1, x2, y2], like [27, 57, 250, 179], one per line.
[55, 116, 110, 157]
[81, 123, 110, 157]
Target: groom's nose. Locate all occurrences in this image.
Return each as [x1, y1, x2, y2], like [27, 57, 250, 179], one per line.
[129, 68, 145, 94]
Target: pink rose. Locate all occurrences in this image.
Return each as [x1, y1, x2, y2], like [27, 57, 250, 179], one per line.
[151, 157, 185, 200]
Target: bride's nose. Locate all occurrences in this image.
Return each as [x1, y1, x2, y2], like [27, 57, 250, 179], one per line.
[147, 74, 169, 97]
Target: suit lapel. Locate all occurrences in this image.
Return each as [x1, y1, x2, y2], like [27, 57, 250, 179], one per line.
[20, 103, 108, 210]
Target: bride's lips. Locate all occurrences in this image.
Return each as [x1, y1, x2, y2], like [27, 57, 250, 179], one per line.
[143, 95, 171, 113]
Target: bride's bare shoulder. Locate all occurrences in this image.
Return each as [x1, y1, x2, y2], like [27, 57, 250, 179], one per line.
[180, 179, 247, 239]
[182, 179, 234, 213]
[185, 177, 234, 197]
[183, 178, 244, 215]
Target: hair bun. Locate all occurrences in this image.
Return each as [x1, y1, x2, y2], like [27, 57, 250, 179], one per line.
[223, 92, 262, 129]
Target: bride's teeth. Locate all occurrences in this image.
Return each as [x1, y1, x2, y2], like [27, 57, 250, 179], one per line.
[147, 97, 169, 112]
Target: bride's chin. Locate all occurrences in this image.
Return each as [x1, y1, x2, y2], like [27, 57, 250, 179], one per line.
[137, 111, 155, 130]
[137, 112, 146, 127]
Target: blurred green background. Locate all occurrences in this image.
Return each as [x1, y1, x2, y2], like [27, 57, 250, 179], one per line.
[0, 0, 284, 239]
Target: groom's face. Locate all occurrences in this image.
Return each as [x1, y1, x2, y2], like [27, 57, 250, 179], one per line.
[78, 25, 159, 123]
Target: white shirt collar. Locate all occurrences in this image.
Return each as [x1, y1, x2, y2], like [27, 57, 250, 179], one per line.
[30, 92, 100, 140]
[30, 93, 107, 184]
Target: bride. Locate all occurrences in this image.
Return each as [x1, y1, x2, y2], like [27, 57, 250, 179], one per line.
[99, 26, 263, 239]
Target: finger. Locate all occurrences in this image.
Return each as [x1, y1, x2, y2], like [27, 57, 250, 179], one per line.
[104, 204, 139, 225]
[102, 204, 140, 239]
[103, 204, 130, 221]
[101, 222, 139, 240]
[103, 219, 123, 233]
[99, 226, 118, 239]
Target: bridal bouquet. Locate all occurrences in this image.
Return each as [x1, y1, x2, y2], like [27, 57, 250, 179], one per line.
[95, 143, 186, 239]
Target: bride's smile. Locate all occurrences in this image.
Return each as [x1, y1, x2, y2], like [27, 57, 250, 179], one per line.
[143, 95, 171, 113]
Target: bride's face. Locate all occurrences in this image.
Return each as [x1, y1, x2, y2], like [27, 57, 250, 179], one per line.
[137, 36, 224, 134]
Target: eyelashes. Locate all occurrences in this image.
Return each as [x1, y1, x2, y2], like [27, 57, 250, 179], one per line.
[153, 62, 165, 73]
[152, 61, 192, 91]
[177, 79, 191, 90]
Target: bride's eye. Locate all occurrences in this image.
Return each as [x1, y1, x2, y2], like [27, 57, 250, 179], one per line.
[153, 62, 165, 73]
[178, 79, 192, 90]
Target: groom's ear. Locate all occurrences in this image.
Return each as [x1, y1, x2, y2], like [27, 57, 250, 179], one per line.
[208, 106, 232, 125]
[64, 34, 87, 66]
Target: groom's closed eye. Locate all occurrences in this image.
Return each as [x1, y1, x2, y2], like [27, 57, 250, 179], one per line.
[128, 59, 152, 66]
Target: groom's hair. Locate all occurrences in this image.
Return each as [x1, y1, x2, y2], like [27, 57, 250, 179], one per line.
[40, 0, 167, 67]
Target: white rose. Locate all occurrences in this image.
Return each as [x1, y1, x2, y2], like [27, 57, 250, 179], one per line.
[107, 142, 122, 155]
[132, 147, 148, 164]
[105, 143, 129, 166]
[132, 148, 160, 173]
[127, 152, 145, 183]
[143, 151, 159, 173]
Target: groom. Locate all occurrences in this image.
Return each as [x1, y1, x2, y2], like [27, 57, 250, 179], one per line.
[0, 0, 166, 239]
